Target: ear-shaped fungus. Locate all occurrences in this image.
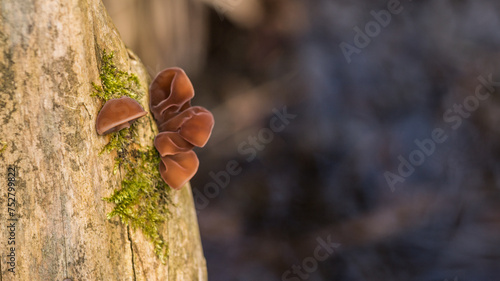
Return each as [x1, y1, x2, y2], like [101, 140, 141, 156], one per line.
[157, 106, 215, 147]
[159, 151, 199, 190]
[96, 96, 147, 135]
[149, 67, 215, 189]
[154, 132, 194, 156]
[149, 67, 194, 124]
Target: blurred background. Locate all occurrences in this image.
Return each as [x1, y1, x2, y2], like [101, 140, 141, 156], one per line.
[103, 0, 500, 280]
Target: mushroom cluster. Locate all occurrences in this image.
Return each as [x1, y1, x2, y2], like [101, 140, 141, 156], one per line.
[95, 68, 213, 190]
[150, 68, 214, 190]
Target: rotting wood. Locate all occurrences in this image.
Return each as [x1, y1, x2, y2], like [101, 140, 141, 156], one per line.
[0, 1, 207, 280]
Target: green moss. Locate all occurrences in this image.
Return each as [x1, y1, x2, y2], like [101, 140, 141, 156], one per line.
[93, 50, 171, 263]
[105, 146, 171, 262]
[0, 140, 6, 154]
[100, 127, 136, 155]
[91, 50, 142, 101]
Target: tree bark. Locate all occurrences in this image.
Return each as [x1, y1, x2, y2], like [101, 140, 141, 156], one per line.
[0, 0, 207, 280]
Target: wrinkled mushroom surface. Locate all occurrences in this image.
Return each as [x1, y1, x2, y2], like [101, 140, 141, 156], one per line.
[149, 67, 194, 124]
[149, 67, 214, 190]
[159, 151, 199, 190]
[154, 132, 194, 156]
[157, 106, 214, 147]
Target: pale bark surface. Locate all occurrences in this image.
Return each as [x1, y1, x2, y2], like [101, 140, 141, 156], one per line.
[0, 0, 207, 280]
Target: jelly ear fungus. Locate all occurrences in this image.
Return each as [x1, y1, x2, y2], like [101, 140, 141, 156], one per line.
[96, 96, 147, 135]
[149, 67, 215, 190]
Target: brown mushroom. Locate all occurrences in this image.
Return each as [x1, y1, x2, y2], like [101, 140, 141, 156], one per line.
[159, 151, 199, 190]
[149, 67, 194, 124]
[96, 96, 147, 135]
[157, 106, 214, 147]
[149, 67, 215, 190]
[154, 132, 194, 156]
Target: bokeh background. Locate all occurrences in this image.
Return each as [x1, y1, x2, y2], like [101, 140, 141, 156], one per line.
[103, 0, 500, 280]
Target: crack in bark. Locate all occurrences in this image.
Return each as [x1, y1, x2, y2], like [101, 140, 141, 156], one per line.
[61, 192, 68, 278]
[126, 226, 137, 281]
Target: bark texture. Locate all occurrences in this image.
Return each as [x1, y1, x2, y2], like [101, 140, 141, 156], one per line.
[0, 0, 207, 280]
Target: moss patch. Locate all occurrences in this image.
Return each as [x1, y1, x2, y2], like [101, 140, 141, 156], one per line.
[92, 50, 170, 262]
[92, 50, 141, 101]
[0, 140, 7, 154]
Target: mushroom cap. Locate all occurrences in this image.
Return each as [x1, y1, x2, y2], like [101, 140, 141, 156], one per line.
[157, 106, 215, 147]
[149, 67, 215, 190]
[96, 96, 147, 135]
[159, 151, 199, 190]
[149, 67, 194, 124]
[154, 131, 194, 156]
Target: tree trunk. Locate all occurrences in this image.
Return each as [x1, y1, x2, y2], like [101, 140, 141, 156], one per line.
[0, 0, 207, 280]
